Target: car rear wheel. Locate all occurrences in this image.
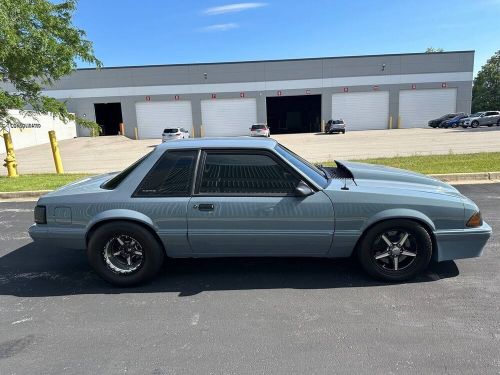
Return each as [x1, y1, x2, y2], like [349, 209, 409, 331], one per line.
[451, 123, 458, 128]
[471, 121, 479, 128]
[357, 219, 432, 282]
[87, 221, 165, 287]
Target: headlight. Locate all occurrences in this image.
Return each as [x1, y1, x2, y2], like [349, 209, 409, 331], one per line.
[466, 211, 483, 228]
[34, 205, 47, 224]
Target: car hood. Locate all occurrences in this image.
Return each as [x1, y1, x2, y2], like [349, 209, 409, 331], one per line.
[331, 160, 461, 197]
[42, 172, 118, 197]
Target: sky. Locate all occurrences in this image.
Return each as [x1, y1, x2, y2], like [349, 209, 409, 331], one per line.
[73, 0, 500, 76]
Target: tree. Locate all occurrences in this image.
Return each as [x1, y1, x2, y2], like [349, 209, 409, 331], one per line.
[0, 0, 101, 132]
[425, 47, 444, 53]
[472, 50, 500, 113]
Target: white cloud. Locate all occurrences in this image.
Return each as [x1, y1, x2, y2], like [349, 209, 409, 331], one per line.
[203, 2, 267, 16]
[198, 23, 240, 32]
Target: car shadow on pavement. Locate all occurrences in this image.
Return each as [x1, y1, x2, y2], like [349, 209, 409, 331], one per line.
[0, 243, 459, 297]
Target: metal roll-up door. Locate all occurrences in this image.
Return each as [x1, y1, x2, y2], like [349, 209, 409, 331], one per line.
[201, 98, 257, 137]
[135, 101, 193, 139]
[331, 91, 389, 131]
[399, 88, 457, 128]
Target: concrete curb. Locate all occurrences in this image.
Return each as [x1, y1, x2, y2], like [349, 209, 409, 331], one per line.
[430, 172, 500, 183]
[1, 172, 499, 200]
[0, 190, 52, 200]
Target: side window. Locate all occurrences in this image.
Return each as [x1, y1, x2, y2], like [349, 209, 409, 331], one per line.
[199, 153, 300, 195]
[135, 150, 197, 197]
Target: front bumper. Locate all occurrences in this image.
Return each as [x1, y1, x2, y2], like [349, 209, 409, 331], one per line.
[29, 224, 87, 250]
[434, 221, 492, 262]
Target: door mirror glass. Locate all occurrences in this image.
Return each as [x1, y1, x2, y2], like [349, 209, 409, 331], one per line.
[295, 181, 314, 197]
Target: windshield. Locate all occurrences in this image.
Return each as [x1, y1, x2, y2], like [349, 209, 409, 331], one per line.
[469, 113, 483, 117]
[163, 128, 180, 133]
[274, 144, 328, 188]
[251, 125, 266, 130]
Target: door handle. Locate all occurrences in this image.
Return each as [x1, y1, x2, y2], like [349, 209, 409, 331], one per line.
[196, 203, 215, 211]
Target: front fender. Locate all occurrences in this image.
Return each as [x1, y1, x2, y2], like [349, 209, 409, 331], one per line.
[362, 208, 436, 232]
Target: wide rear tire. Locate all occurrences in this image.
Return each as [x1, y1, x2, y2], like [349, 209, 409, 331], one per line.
[87, 221, 165, 287]
[357, 219, 432, 282]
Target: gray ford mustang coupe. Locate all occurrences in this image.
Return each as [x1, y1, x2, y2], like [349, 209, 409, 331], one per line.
[29, 138, 491, 286]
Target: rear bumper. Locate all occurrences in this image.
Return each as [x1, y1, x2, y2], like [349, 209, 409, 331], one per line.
[28, 224, 87, 250]
[434, 222, 492, 262]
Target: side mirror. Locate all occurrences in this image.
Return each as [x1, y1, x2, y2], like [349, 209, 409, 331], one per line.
[295, 181, 314, 197]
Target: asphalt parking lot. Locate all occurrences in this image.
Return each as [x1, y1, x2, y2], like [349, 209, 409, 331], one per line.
[0, 183, 499, 374]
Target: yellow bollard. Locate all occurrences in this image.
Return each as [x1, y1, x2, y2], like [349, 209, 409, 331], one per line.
[389, 116, 393, 129]
[397, 116, 401, 129]
[134, 127, 138, 140]
[48, 130, 64, 174]
[321, 120, 325, 133]
[2, 132, 18, 177]
[191, 127, 195, 138]
[200, 125, 205, 138]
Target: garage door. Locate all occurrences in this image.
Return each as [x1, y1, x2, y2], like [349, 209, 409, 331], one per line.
[201, 98, 257, 137]
[399, 89, 457, 128]
[331, 91, 389, 131]
[135, 101, 193, 139]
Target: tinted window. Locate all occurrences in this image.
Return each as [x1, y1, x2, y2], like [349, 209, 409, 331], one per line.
[199, 153, 300, 195]
[135, 151, 197, 197]
[163, 128, 179, 133]
[102, 152, 152, 190]
[251, 125, 266, 130]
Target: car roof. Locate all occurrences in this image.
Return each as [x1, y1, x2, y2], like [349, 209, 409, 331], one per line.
[156, 137, 278, 151]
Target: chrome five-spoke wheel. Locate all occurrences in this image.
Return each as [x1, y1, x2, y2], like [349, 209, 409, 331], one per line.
[372, 230, 417, 271]
[358, 219, 432, 281]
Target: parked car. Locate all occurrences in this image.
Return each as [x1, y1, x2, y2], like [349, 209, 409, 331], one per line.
[29, 138, 491, 286]
[439, 113, 469, 128]
[250, 124, 270, 137]
[162, 127, 190, 142]
[325, 119, 346, 134]
[428, 113, 465, 128]
[460, 111, 500, 128]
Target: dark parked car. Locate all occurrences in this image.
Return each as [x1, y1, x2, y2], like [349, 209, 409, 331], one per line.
[428, 113, 465, 128]
[325, 119, 346, 134]
[440, 113, 469, 128]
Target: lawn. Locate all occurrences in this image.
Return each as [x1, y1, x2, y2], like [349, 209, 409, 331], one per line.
[324, 152, 500, 175]
[0, 174, 91, 192]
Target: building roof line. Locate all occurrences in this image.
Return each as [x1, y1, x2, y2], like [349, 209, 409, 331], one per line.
[76, 50, 475, 71]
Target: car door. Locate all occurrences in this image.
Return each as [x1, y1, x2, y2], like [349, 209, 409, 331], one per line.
[187, 150, 335, 256]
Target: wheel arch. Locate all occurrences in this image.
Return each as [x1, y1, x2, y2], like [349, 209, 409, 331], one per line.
[85, 210, 165, 254]
[353, 210, 437, 257]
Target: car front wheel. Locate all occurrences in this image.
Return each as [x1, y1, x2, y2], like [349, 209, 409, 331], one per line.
[87, 221, 165, 287]
[471, 121, 479, 128]
[357, 219, 432, 282]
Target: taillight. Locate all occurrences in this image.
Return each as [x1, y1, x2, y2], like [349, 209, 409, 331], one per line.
[34, 205, 47, 224]
[466, 211, 482, 228]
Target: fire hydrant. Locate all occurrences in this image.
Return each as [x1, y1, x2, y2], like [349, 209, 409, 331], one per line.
[2, 132, 18, 177]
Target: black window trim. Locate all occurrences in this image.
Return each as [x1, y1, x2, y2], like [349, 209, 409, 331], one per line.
[193, 148, 316, 197]
[131, 148, 200, 198]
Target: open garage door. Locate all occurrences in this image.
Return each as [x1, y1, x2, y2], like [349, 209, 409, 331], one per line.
[201, 98, 257, 137]
[331, 91, 389, 131]
[266, 95, 321, 134]
[399, 89, 457, 128]
[135, 101, 193, 139]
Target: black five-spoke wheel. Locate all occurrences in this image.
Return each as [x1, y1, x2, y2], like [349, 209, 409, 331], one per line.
[358, 219, 432, 281]
[88, 221, 165, 287]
